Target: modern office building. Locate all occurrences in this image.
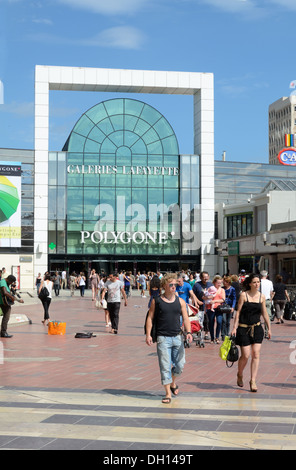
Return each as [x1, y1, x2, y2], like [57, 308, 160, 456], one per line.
[269, 95, 296, 164]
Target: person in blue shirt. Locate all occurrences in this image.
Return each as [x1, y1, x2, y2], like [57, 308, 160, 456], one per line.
[176, 274, 200, 307]
[221, 275, 236, 340]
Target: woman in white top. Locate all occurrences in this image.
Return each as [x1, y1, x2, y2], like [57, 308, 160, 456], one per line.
[39, 273, 53, 325]
[77, 272, 86, 297]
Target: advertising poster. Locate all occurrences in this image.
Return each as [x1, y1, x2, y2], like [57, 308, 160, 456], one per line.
[0, 161, 22, 247]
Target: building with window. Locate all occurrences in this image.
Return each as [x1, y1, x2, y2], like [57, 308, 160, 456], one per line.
[215, 185, 296, 281]
[269, 95, 296, 165]
[0, 65, 215, 287]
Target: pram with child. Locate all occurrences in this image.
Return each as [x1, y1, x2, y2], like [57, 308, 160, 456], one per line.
[183, 304, 205, 348]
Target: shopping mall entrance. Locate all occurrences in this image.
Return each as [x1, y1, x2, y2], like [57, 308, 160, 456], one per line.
[48, 256, 200, 285]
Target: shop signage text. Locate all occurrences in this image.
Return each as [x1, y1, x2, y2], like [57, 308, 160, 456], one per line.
[277, 148, 296, 166]
[67, 164, 179, 176]
[81, 230, 170, 245]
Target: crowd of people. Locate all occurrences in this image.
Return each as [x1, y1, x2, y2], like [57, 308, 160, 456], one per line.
[0, 265, 294, 403]
[145, 268, 293, 402]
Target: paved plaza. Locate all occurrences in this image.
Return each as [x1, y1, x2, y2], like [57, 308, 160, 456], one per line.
[1, 286, 296, 451]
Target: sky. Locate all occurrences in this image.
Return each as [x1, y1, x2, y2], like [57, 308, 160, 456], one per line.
[0, 0, 296, 164]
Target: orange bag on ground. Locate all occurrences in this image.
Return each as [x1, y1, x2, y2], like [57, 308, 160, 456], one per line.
[48, 321, 66, 335]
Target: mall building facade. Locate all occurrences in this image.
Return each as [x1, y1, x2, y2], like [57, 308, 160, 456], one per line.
[0, 66, 215, 287]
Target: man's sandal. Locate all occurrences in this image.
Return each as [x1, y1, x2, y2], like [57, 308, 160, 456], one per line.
[170, 385, 179, 396]
[162, 397, 171, 404]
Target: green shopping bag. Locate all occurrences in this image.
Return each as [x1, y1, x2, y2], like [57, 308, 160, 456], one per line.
[219, 336, 231, 360]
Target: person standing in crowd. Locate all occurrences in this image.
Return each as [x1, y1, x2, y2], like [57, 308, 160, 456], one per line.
[61, 270, 67, 290]
[259, 270, 274, 335]
[273, 274, 290, 324]
[101, 273, 127, 334]
[77, 272, 86, 297]
[35, 273, 42, 293]
[222, 276, 236, 340]
[176, 273, 200, 307]
[193, 271, 213, 339]
[0, 275, 24, 338]
[205, 275, 225, 344]
[231, 273, 271, 392]
[148, 274, 161, 308]
[69, 272, 77, 297]
[139, 272, 147, 297]
[230, 274, 241, 318]
[89, 269, 99, 301]
[123, 271, 131, 298]
[145, 273, 193, 404]
[53, 271, 61, 296]
[39, 273, 53, 325]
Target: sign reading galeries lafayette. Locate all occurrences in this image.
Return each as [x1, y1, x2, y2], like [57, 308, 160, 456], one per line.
[277, 147, 296, 166]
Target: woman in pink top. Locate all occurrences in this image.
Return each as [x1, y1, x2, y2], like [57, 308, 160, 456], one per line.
[205, 275, 225, 344]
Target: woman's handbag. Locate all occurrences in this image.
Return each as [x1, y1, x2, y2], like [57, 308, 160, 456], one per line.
[219, 336, 232, 360]
[226, 335, 239, 367]
[218, 302, 232, 314]
[38, 286, 49, 301]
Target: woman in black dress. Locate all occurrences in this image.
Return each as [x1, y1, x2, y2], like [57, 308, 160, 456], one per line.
[231, 273, 271, 392]
[273, 274, 290, 323]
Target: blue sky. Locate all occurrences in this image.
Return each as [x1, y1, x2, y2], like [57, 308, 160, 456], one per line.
[0, 0, 296, 163]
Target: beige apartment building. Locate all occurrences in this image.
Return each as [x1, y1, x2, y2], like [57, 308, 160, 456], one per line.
[269, 95, 296, 164]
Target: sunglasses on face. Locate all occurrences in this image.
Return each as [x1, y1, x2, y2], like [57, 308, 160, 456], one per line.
[169, 283, 177, 287]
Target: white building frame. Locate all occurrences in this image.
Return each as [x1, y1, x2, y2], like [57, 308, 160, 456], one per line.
[34, 65, 214, 275]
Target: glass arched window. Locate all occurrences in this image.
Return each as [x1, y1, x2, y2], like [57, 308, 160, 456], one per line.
[63, 98, 180, 256]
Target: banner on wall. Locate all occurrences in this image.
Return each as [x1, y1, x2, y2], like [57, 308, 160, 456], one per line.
[0, 161, 21, 247]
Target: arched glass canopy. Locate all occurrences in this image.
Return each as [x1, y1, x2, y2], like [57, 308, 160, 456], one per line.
[64, 98, 179, 157]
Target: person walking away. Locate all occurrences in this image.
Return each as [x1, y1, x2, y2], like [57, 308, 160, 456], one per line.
[145, 273, 193, 404]
[53, 271, 61, 296]
[77, 272, 86, 297]
[69, 272, 77, 297]
[259, 270, 274, 336]
[101, 273, 127, 334]
[222, 276, 236, 340]
[39, 273, 53, 325]
[61, 270, 67, 289]
[231, 273, 271, 392]
[0, 275, 24, 338]
[273, 274, 290, 323]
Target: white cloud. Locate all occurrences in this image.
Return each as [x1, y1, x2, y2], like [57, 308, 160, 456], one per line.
[199, 0, 266, 17]
[55, 0, 148, 15]
[0, 101, 34, 117]
[27, 26, 145, 50]
[81, 26, 146, 49]
[269, 0, 296, 10]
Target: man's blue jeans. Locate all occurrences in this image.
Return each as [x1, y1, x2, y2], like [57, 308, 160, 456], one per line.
[156, 335, 185, 385]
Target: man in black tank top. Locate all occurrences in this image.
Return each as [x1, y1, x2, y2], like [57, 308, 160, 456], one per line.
[145, 273, 192, 404]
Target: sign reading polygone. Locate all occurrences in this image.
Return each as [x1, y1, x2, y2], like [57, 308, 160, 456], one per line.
[277, 148, 296, 166]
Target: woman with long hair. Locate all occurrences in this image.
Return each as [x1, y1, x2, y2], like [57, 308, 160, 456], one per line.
[231, 273, 271, 392]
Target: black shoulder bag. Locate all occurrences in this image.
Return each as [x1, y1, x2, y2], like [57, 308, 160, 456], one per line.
[226, 335, 239, 368]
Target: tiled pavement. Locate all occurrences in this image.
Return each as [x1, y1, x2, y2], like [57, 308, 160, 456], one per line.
[1, 287, 296, 450]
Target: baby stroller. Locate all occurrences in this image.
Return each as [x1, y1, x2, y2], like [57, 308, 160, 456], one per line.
[184, 304, 205, 348]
